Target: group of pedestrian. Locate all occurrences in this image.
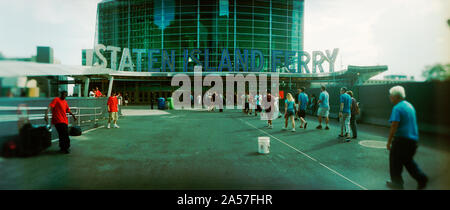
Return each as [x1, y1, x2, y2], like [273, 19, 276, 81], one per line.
[241, 92, 269, 117]
[43, 84, 427, 190]
[205, 92, 224, 112]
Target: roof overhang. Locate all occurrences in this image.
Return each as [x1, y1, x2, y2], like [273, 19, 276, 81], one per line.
[0, 61, 387, 83]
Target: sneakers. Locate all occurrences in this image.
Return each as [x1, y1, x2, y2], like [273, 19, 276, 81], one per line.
[291, 128, 296, 132]
[282, 127, 287, 131]
[107, 124, 111, 129]
[316, 125, 322, 129]
[325, 126, 330, 130]
[114, 124, 120, 128]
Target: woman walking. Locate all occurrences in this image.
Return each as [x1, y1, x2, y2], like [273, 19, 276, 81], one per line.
[283, 93, 297, 132]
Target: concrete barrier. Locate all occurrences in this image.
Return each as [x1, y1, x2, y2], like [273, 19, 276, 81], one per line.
[287, 81, 450, 137]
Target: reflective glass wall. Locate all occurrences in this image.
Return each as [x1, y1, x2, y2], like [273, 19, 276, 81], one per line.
[96, 0, 304, 72]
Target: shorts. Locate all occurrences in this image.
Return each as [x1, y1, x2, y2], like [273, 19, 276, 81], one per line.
[245, 103, 249, 110]
[298, 109, 306, 118]
[317, 107, 329, 117]
[109, 112, 118, 121]
[286, 110, 295, 117]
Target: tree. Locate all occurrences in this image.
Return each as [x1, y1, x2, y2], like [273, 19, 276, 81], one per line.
[422, 64, 450, 81]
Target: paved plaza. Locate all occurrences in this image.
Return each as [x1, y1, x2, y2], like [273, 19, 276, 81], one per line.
[0, 107, 449, 190]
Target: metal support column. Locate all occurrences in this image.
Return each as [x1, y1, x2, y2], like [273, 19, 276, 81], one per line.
[107, 76, 114, 97]
[84, 77, 90, 97]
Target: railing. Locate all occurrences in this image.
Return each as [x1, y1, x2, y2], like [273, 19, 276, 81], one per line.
[71, 107, 104, 126]
[0, 106, 105, 127]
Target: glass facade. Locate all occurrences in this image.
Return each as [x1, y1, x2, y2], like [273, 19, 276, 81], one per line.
[96, 0, 304, 72]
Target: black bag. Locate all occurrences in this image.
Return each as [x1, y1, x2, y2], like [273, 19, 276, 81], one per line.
[17, 123, 52, 157]
[69, 126, 82, 136]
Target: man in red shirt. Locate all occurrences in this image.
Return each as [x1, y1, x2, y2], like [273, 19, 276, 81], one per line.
[107, 92, 119, 129]
[45, 91, 77, 154]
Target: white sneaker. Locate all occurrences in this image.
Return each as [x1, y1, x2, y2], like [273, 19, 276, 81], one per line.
[291, 128, 296, 132]
[107, 124, 110, 129]
[282, 127, 287, 131]
[114, 124, 120, 128]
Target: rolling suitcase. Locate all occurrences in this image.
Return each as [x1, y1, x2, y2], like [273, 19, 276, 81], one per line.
[18, 123, 52, 157]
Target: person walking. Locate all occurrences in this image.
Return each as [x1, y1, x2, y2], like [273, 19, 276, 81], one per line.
[124, 93, 129, 106]
[44, 91, 77, 154]
[316, 86, 330, 130]
[244, 92, 250, 115]
[264, 92, 275, 129]
[248, 93, 254, 116]
[386, 86, 428, 190]
[347, 91, 359, 139]
[274, 92, 282, 118]
[297, 87, 308, 129]
[283, 93, 297, 132]
[107, 92, 120, 129]
[295, 89, 301, 121]
[255, 93, 262, 116]
[339, 87, 352, 142]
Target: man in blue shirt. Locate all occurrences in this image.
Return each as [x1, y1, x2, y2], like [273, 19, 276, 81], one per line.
[386, 86, 428, 190]
[297, 87, 308, 129]
[316, 86, 330, 130]
[339, 87, 352, 142]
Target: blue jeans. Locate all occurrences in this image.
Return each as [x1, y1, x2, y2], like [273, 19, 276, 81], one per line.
[340, 113, 350, 135]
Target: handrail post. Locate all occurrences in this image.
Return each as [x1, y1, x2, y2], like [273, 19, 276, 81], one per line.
[94, 107, 97, 127]
[77, 108, 81, 126]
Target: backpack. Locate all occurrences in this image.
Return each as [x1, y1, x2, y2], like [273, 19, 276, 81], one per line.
[353, 99, 360, 115]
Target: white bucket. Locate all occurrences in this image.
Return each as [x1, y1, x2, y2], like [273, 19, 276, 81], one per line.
[258, 137, 270, 154]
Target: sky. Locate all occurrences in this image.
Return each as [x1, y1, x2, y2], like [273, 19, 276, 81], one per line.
[0, 0, 449, 81]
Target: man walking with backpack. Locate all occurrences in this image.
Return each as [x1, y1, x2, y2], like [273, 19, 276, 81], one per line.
[297, 87, 308, 129]
[347, 91, 359, 139]
[339, 87, 352, 142]
[316, 86, 330, 130]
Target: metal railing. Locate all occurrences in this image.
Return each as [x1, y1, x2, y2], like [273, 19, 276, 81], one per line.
[71, 107, 104, 126]
[0, 106, 105, 127]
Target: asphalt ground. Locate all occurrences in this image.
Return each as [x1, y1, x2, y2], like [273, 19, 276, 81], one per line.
[0, 107, 448, 190]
